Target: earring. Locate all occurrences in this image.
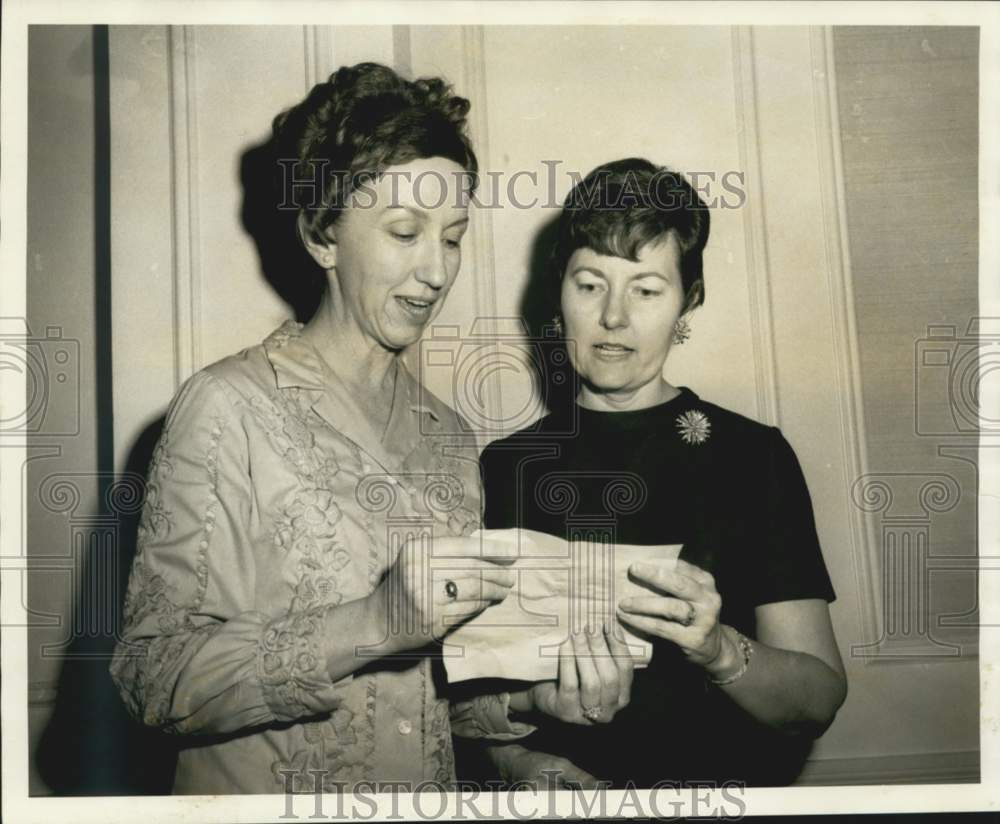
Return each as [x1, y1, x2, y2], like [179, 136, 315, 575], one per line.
[552, 315, 564, 336]
[672, 316, 691, 345]
[320, 253, 336, 270]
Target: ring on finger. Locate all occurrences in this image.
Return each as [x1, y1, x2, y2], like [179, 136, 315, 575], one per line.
[582, 705, 604, 722]
[680, 601, 696, 627]
[444, 580, 459, 600]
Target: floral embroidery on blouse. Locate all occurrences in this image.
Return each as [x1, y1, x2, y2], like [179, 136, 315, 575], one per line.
[676, 409, 711, 445]
[305, 707, 370, 782]
[274, 485, 351, 612]
[245, 381, 354, 618]
[428, 698, 456, 786]
[120, 559, 191, 635]
[258, 605, 347, 721]
[248, 391, 338, 486]
[269, 707, 369, 791]
[110, 322, 493, 793]
[136, 431, 174, 546]
[405, 434, 480, 537]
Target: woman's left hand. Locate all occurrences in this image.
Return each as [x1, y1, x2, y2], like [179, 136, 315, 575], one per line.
[526, 624, 634, 725]
[616, 559, 724, 668]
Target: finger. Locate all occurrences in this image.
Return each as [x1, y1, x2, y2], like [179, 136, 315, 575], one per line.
[466, 566, 517, 590]
[586, 625, 620, 713]
[433, 537, 520, 566]
[605, 620, 635, 665]
[605, 623, 635, 708]
[558, 637, 579, 697]
[561, 764, 600, 791]
[446, 600, 487, 621]
[629, 562, 701, 600]
[456, 579, 514, 603]
[618, 595, 695, 623]
[439, 561, 517, 592]
[676, 559, 716, 590]
[446, 557, 519, 575]
[436, 576, 509, 606]
[572, 631, 601, 713]
[443, 595, 509, 626]
[616, 607, 680, 642]
[477, 539, 520, 566]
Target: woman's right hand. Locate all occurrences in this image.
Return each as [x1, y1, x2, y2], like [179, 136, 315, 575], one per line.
[490, 744, 599, 790]
[511, 624, 635, 725]
[371, 535, 517, 654]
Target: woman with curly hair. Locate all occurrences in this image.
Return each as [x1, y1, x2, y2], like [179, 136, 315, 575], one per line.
[110, 62, 520, 795]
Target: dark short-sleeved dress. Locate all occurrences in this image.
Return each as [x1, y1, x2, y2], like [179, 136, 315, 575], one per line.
[466, 387, 836, 787]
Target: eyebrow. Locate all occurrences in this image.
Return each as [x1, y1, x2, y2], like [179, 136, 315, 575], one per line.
[384, 206, 470, 229]
[570, 266, 669, 281]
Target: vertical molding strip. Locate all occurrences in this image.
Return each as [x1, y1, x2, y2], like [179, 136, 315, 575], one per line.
[303, 26, 335, 90]
[731, 28, 781, 427]
[168, 26, 201, 388]
[459, 26, 504, 433]
[809, 27, 881, 653]
[392, 26, 413, 77]
[303, 26, 319, 90]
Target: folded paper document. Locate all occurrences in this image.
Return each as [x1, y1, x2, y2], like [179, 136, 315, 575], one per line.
[437, 528, 682, 683]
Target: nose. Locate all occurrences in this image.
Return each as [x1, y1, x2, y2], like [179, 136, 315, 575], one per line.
[414, 238, 449, 291]
[600, 288, 628, 330]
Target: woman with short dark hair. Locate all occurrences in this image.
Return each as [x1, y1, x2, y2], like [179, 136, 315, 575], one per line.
[471, 157, 847, 788]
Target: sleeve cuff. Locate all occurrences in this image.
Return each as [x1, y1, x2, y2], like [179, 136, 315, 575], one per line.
[450, 692, 537, 741]
[257, 605, 353, 721]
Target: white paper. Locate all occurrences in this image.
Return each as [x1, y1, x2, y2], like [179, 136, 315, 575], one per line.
[437, 528, 682, 683]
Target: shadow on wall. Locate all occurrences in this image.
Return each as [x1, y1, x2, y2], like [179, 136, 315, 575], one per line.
[34, 91, 334, 798]
[34, 26, 182, 795]
[518, 213, 580, 415]
[34, 86, 331, 796]
[35, 417, 178, 795]
[240, 135, 326, 324]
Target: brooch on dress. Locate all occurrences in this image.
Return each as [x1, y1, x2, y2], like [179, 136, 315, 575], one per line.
[676, 410, 711, 445]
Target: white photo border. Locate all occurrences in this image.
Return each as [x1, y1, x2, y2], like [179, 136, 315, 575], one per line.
[3, 1, 998, 821]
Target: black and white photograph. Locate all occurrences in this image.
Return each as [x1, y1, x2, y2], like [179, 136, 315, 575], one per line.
[2, 1, 997, 821]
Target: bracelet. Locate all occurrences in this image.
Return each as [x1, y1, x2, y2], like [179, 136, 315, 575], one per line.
[707, 629, 754, 686]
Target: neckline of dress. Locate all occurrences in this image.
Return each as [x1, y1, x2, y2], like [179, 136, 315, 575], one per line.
[570, 387, 697, 431]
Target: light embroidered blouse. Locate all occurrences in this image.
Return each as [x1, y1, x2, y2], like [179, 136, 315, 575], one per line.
[110, 321, 527, 795]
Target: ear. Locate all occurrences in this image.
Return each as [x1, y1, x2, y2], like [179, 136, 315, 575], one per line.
[298, 213, 337, 270]
[682, 278, 704, 314]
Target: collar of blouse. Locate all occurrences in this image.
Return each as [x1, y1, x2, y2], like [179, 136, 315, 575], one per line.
[263, 320, 441, 472]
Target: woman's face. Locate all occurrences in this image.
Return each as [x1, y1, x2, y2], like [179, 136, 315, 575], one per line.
[325, 156, 470, 351]
[560, 234, 686, 408]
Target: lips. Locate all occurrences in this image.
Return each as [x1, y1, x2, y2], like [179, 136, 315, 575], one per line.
[395, 295, 437, 318]
[591, 342, 634, 360]
[398, 296, 435, 308]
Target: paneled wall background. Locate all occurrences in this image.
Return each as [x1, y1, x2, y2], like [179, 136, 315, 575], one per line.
[25, 24, 980, 794]
[834, 26, 980, 657]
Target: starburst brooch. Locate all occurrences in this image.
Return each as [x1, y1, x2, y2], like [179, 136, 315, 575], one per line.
[676, 410, 711, 445]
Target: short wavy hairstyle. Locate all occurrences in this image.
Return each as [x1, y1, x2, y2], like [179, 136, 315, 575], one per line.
[551, 158, 711, 312]
[272, 62, 478, 245]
